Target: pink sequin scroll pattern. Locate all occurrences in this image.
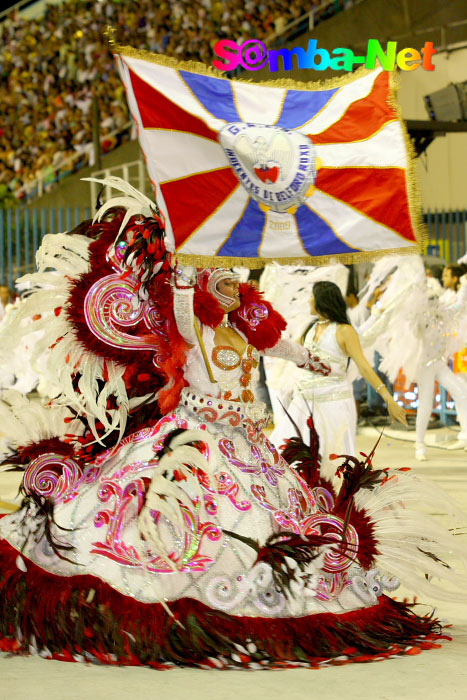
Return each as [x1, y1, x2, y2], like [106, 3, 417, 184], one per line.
[238, 302, 268, 328]
[84, 274, 160, 351]
[23, 453, 83, 503]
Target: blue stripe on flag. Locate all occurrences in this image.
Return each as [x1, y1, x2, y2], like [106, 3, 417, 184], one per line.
[218, 199, 265, 256]
[179, 71, 240, 123]
[276, 88, 339, 130]
[295, 205, 358, 255]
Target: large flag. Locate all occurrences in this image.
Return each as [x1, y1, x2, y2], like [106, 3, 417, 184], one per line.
[114, 44, 422, 267]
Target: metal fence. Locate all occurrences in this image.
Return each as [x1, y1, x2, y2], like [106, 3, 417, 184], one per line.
[423, 209, 467, 263]
[0, 206, 466, 288]
[0, 205, 91, 288]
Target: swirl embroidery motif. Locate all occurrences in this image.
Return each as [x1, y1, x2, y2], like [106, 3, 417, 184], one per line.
[198, 470, 252, 512]
[84, 272, 169, 366]
[92, 477, 221, 573]
[218, 437, 286, 488]
[238, 302, 268, 329]
[250, 483, 359, 601]
[23, 453, 101, 504]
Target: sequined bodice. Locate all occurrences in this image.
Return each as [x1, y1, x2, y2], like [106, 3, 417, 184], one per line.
[183, 326, 260, 404]
[211, 342, 260, 404]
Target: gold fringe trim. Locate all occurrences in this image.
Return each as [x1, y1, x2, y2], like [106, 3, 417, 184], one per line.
[106, 27, 385, 92]
[175, 245, 420, 269]
[387, 71, 426, 252]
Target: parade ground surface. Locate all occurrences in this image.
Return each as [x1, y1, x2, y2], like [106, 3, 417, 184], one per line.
[0, 427, 465, 700]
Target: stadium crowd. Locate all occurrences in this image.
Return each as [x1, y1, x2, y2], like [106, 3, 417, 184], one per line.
[0, 0, 350, 204]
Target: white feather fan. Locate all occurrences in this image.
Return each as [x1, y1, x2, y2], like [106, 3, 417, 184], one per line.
[355, 470, 467, 601]
[0, 390, 84, 458]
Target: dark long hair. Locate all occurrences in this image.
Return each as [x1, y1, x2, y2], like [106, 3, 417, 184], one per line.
[300, 281, 351, 344]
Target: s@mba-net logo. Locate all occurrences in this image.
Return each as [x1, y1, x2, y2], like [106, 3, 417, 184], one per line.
[212, 39, 437, 73]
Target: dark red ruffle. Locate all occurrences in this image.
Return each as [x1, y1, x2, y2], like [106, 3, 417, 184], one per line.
[0, 539, 447, 669]
[230, 283, 287, 351]
[18, 438, 77, 463]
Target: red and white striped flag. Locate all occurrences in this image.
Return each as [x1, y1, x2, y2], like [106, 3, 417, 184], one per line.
[115, 47, 421, 267]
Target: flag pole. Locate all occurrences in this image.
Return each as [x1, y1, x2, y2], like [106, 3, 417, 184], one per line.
[193, 317, 216, 383]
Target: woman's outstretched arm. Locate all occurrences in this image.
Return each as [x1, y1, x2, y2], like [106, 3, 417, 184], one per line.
[337, 324, 407, 426]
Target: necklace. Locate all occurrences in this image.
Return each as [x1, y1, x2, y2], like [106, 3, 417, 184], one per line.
[219, 314, 232, 329]
[316, 319, 330, 326]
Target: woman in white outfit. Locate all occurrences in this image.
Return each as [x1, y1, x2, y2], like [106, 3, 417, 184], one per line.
[414, 267, 467, 459]
[271, 282, 407, 481]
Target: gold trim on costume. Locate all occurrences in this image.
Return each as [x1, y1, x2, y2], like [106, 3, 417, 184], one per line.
[212, 345, 241, 371]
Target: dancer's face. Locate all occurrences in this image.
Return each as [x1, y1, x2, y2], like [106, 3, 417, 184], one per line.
[310, 294, 316, 315]
[442, 267, 457, 290]
[217, 278, 241, 311]
[310, 293, 325, 318]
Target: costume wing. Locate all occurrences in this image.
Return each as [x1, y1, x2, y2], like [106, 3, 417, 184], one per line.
[0, 179, 172, 447]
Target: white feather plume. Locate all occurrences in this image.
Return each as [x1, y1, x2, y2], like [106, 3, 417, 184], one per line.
[82, 176, 175, 253]
[138, 430, 220, 570]
[0, 390, 84, 458]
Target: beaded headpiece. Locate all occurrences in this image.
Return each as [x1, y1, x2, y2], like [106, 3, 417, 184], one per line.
[200, 268, 240, 309]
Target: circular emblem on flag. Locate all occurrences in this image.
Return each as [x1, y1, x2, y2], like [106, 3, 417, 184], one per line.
[219, 123, 318, 214]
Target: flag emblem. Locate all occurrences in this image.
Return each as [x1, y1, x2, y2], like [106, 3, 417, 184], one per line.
[219, 123, 318, 214]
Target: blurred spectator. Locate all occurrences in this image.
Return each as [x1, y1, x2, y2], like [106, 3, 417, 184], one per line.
[0, 0, 347, 201]
[0, 284, 13, 321]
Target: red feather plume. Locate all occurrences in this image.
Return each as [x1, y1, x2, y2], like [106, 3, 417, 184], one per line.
[230, 283, 287, 350]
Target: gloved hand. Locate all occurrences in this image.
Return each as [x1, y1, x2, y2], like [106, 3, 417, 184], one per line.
[173, 265, 198, 288]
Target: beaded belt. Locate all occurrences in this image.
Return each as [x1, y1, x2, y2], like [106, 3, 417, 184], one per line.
[179, 388, 268, 429]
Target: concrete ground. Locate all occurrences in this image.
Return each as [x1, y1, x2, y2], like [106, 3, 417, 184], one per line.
[0, 428, 465, 700]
